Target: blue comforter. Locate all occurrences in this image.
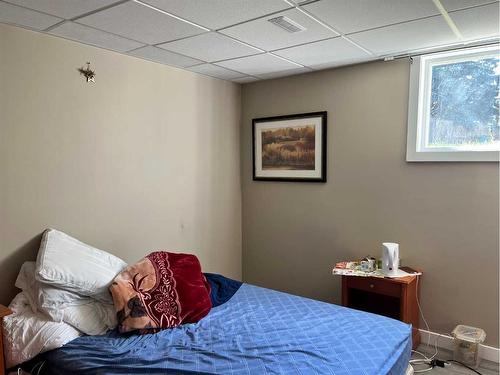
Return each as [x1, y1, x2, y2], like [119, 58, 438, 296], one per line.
[30, 275, 411, 375]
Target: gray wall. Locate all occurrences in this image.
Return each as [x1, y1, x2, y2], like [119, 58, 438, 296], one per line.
[1, 22, 498, 348]
[241, 59, 499, 346]
[0, 24, 242, 305]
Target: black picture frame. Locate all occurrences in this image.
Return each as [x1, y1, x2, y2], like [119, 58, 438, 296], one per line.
[252, 111, 327, 182]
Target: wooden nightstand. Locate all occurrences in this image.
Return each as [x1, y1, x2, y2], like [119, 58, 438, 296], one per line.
[0, 305, 12, 375]
[341, 269, 421, 349]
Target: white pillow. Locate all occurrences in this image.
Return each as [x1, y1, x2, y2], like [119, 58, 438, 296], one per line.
[38, 286, 92, 322]
[17, 262, 91, 322]
[3, 292, 81, 369]
[16, 261, 117, 334]
[15, 262, 40, 315]
[63, 300, 117, 335]
[35, 229, 127, 301]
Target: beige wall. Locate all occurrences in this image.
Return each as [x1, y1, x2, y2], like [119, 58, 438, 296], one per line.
[1, 22, 498, 348]
[241, 60, 499, 346]
[0, 24, 242, 305]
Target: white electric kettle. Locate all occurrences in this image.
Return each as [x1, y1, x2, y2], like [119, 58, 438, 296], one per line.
[382, 242, 400, 277]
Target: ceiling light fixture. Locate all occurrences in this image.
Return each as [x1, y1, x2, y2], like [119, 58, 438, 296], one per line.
[268, 16, 306, 33]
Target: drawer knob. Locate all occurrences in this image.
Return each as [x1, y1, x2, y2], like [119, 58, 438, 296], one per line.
[369, 284, 375, 289]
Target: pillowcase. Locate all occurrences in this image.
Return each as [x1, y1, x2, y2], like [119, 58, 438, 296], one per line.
[16, 261, 116, 335]
[63, 300, 116, 335]
[15, 261, 42, 315]
[38, 285, 91, 322]
[35, 229, 127, 302]
[110, 251, 211, 333]
[3, 292, 81, 369]
[16, 261, 89, 322]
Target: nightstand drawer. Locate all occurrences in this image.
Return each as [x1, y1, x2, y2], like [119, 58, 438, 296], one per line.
[346, 277, 401, 298]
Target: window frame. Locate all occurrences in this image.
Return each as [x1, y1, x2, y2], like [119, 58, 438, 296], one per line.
[406, 45, 500, 162]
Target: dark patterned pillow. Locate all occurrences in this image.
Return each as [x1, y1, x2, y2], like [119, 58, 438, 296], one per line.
[109, 252, 211, 333]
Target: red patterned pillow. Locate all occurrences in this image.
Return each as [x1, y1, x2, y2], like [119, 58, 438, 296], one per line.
[109, 252, 211, 333]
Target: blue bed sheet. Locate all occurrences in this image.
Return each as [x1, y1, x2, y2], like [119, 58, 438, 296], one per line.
[34, 282, 411, 375]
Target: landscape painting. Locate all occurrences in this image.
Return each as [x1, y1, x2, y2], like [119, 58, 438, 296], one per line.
[253, 112, 327, 182]
[261, 125, 315, 170]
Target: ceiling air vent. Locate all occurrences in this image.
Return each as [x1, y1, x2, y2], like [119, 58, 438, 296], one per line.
[268, 16, 306, 33]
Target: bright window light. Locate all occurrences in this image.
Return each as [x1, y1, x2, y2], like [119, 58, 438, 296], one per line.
[407, 45, 499, 162]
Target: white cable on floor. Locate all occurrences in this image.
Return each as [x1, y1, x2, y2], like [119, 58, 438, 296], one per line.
[409, 275, 439, 373]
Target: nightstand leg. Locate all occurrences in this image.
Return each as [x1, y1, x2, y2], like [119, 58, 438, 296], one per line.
[341, 276, 348, 306]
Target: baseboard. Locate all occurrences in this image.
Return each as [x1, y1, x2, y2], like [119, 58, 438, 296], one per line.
[419, 329, 500, 364]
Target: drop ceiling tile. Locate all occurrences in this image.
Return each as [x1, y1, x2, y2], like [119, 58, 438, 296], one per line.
[140, 0, 291, 30]
[216, 53, 302, 76]
[187, 64, 245, 80]
[77, 1, 206, 45]
[349, 16, 458, 55]
[302, 0, 439, 34]
[257, 66, 311, 79]
[440, 0, 498, 12]
[449, 3, 500, 41]
[312, 56, 375, 70]
[158, 32, 262, 62]
[129, 46, 203, 67]
[0, 1, 62, 30]
[220, 8, 337, 51]
[49, 22, 144, 52]
[232, 76, 260, 83]
[4, 0, 121, 19]
[273, 37, 371, 68]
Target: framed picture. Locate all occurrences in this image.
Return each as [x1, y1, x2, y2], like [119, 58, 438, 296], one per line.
[252, 111, 327, 182]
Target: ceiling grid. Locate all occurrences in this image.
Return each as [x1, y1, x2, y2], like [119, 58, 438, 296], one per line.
[0, 0, 498, 82]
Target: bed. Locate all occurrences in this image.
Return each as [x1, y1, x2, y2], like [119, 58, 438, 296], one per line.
[24, 274, 412, 375]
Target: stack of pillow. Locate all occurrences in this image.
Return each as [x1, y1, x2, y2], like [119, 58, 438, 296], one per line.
[4, 229, 127, 368]
[4, 229, 214, 369]
[34, 228, 127, 331]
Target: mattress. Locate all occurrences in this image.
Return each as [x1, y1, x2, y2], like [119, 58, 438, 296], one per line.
[32, 283, 412, 375]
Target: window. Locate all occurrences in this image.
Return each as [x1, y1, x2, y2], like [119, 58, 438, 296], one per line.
[407, 45, 499, 162]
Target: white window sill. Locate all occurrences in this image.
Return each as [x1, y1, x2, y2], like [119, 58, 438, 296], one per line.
[406, 149, 499, 162]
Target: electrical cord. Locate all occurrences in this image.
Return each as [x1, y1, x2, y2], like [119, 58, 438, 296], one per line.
[18, 360, 45, 375]
[409, 275, 439, 373]
[411, 356, 485, 374]
[409, 350, 434, 373]
[408, 276, 484, 375]
[447, 360, 483, 375]
[34, 361, 45, 375]
[415, 275, 438, 358]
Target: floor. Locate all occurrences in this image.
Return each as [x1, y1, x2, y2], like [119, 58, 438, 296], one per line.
[411, 345, 499, 375]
